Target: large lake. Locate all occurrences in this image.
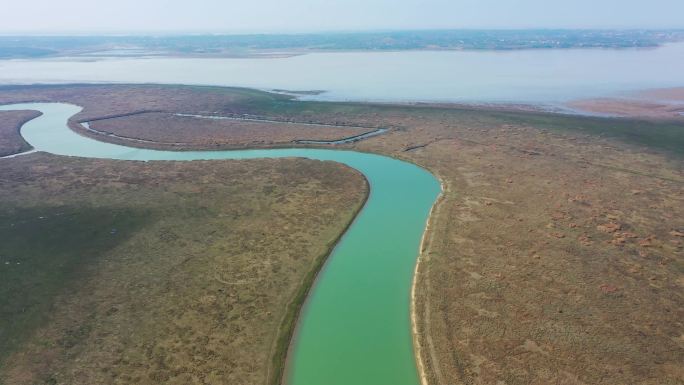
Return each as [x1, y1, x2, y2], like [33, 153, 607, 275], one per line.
[1, 43, 684, 104]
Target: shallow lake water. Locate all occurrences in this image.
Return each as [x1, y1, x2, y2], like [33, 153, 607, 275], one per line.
[1, 43, 684, 103]
[0, 103, 441, 385]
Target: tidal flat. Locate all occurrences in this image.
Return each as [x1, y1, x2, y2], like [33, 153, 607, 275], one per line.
[0, 152, 367, 385]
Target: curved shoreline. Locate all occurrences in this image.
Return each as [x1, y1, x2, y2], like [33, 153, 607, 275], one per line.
[1, 102, 441, 385]
[0, 110, 42, 157]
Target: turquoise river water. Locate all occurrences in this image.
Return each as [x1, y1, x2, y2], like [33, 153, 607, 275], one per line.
[0, 103, 441, 385]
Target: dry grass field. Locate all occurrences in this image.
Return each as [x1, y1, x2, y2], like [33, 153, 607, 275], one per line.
[0, 152, 367, 385]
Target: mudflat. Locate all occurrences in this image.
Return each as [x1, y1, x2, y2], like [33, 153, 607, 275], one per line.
[0, 152, 367, 385]
[568, 87, 684, 120]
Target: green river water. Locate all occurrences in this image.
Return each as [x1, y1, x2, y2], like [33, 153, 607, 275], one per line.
[0, 103, 441, 385]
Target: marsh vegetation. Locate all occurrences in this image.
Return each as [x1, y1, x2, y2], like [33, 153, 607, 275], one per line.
[0, 152, 367, 384]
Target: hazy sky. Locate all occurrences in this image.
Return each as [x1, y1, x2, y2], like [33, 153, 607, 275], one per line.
[2, 0, 684, 34]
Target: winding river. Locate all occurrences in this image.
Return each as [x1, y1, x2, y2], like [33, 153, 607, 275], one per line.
[0, 103, 441, 385]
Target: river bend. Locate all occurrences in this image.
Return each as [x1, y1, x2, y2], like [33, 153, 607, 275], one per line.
[0, 103, 441, 385]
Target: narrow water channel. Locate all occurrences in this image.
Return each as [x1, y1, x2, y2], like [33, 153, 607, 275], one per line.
[0, 103, 441, 385]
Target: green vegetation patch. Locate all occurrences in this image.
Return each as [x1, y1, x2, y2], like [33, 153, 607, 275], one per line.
[484, 110, 684, 156]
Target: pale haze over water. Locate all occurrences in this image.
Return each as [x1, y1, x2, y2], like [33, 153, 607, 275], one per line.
[2, 43, 684, 104]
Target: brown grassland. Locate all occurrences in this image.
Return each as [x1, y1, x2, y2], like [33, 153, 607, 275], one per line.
[1, 84, 683, 384]
[0, 110, 40, 157]
[85, 112, 371, 149]
[0, 151, 367, 385]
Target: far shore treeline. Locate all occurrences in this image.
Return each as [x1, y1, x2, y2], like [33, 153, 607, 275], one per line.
[1, 29, 684, 59]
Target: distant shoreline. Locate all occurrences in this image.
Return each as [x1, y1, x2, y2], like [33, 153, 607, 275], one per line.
[2, 29, 683, 59]
[1, 44, 677, 61]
